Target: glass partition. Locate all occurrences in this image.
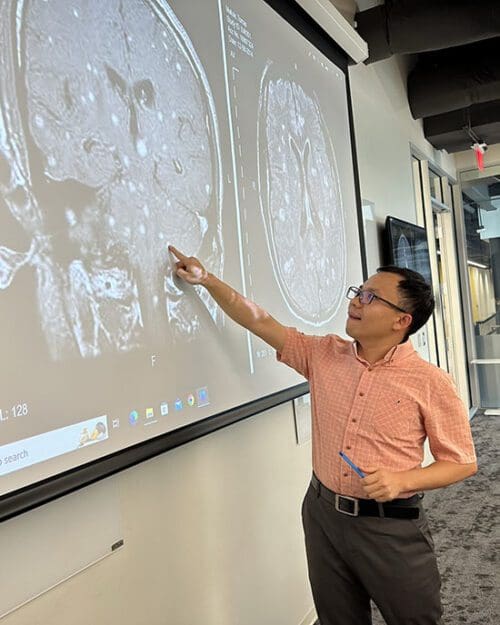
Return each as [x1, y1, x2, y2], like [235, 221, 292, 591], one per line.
[460, 167, 500, 408]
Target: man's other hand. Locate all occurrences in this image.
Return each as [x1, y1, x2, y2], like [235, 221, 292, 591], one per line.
[361, 468, 405, 502]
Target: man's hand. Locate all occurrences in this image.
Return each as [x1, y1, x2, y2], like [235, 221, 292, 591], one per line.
[361, 468, 405, 502]
[168, 243, 287, 351]
[169, 245, 209, 286]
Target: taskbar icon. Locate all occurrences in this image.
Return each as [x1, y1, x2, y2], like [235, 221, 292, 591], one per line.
[197, 387, 209, 408]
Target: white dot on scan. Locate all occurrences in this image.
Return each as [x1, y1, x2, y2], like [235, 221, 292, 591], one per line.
[128, 181, 136, 193]
[136, 139, 148, 158]
[111, 113, 119, 126]
[47, 156, 56, 167]
[108, 216, 116, 227]
[34, 115, 44, 128]
[88, 92, 95, 103]
[175, 62, 182, 74]
[73, 8, 79, 18]
[65, 209, 77, 226]
[158, 232, 164, 240]
[139, 223, 146, 235]
[157, 111, 163, 122]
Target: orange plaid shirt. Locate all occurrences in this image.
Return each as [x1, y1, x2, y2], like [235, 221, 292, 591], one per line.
[278, 328, 476, 499]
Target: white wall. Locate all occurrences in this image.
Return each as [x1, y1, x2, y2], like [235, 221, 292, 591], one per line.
[2, 33, 459, 625]
[2, 404, 315, 625]
[349, 55, 456, 274]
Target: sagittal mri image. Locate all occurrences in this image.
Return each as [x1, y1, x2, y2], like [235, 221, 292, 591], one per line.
[257, 61, 346, 326]
[0, 0, 223, 360]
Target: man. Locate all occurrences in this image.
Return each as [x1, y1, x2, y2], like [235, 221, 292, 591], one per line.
[169, 245, 477, 625]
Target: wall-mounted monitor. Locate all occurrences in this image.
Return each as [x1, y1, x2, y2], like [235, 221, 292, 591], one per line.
[384, 216, 432, 285]
[0, 0, 365, 520]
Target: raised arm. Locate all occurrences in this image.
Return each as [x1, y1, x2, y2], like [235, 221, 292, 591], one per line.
[168, 246, 287, 352]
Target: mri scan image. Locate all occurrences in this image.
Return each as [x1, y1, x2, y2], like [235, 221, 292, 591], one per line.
[0, 0, 223, 360]
[257, 61, 346, 326]
[396, 234, 413, 269]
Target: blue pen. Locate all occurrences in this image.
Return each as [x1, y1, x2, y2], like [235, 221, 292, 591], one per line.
[339, 451, 366, 478]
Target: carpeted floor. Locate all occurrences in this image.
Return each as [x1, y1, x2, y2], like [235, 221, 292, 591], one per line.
[372, 413, 499, 624]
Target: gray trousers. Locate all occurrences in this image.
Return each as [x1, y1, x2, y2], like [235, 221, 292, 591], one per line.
[302, 483, 443, 625]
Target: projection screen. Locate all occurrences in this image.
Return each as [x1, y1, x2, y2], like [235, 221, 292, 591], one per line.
[0, 0, 365, 519]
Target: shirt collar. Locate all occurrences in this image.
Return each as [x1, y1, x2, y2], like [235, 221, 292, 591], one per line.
[352, 339, 415, 366]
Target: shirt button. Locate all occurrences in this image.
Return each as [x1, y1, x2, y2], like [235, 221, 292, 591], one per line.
[343, 472, 348, 477]
[352, 419, 357, 423]
[346, 445, 352, 450]
[359, 392, 365, 396]
[367, 367, 373, 372]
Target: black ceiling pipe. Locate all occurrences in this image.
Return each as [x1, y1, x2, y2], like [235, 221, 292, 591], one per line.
[489, 182, 500, 197]
[356, 0, 500, 64]
[423, 100, 500, 153]
[408, 38, 500, 119]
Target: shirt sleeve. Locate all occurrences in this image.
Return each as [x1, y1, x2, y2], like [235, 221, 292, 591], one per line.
[276, 327, 326, 380]
[421, 370, 477, 464]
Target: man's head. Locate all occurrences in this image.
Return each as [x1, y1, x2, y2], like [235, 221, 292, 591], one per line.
[345, 266, 434, 345]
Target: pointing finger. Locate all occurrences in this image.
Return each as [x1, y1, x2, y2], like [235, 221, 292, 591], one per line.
[168, 245, 188, 262]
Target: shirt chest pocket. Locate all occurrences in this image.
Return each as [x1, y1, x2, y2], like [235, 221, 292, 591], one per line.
[369, 396, 420, 438]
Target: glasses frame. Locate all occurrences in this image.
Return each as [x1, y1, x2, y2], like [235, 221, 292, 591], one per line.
[346, 286, 409, 314]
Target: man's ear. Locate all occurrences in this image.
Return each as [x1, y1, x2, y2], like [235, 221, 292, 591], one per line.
[394, 313, 412, 332]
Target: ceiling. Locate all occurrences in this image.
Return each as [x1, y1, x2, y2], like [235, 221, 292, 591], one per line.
[329, 0, 500, 154]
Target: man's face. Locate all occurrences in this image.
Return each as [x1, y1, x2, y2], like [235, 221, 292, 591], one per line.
[345, 272, 410, 343]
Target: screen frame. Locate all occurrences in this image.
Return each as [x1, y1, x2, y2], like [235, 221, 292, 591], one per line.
[384, 215, 432, 285]
[0, 0, 366, 522]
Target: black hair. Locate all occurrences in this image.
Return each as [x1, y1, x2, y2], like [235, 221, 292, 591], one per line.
[376, 266, 435, 341]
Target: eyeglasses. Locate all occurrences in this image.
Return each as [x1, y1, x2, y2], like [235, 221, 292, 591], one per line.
[346, 286, 408, 314]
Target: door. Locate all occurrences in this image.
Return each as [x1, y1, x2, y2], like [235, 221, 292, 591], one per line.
[412, 157, 471, 407]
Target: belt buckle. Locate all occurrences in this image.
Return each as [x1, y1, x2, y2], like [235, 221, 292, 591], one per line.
[335, 494, 359, 517]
